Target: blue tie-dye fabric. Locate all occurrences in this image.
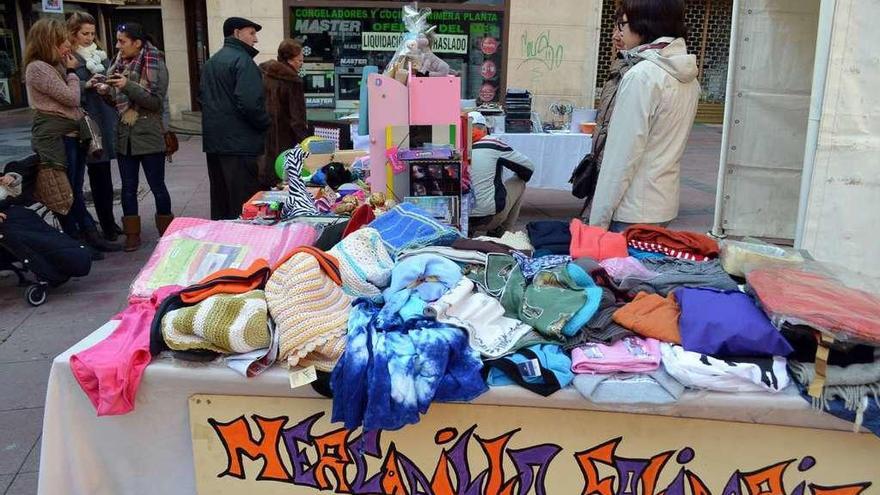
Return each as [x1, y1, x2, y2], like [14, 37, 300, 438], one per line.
[379, 254, 462, 322]
[331, 299, 487, 431]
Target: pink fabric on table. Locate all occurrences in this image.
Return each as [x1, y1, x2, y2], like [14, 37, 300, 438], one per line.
[600, 257, 658, 281]
[571, 336, 661, 374]
[130, 218, 318, 299]
[69, 286, 182, 416]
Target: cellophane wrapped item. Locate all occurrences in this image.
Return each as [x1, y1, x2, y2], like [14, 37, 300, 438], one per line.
[382, 3, 432, 83]
[747, 260, 880, 345]
[129, 218, 320, 299]
[719, 237, 804, 278]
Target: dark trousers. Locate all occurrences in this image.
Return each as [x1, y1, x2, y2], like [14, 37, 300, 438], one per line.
[205, 153, 260, 220]
[118, 152, 172, 216]
[59, 136, 96, 237]
[87, 160, 116, 234]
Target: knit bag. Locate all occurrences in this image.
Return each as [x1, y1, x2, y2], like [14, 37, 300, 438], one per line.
[328, 227, 394, 299]
[266, 247, 352, 371]
[161, 290, 270, 354]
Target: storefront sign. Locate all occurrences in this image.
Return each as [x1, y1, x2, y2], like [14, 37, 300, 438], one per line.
[361, 32, 469, 54]
[189, 395, 879, 495]
[290, 5, 504, 102]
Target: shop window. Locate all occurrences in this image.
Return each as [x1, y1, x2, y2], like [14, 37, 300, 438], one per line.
[0, 0, 22, 109]
[290, 4, 505, 108]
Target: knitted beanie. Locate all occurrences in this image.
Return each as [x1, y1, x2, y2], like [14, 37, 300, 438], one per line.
[328, 227, 394, 300]
[266, 249, 352, 371]
[162, 290, 270, 354]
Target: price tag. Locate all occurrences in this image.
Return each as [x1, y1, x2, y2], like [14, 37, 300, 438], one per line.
[289, 365, 317, 389]
[517, 358, 542, 379]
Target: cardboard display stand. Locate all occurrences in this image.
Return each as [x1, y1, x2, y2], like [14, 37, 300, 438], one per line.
[367, 71, 463, 203]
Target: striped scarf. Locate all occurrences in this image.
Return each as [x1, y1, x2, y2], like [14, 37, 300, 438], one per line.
[109, 42, 162, 126]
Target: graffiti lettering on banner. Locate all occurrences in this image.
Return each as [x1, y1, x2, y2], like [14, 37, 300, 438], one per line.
[189, 395, 878, 495]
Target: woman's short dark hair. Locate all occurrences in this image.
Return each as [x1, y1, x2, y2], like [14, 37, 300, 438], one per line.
[277, 39, 303, 62]
[620, 0, 688, 44]
[117, 22, 146, 42]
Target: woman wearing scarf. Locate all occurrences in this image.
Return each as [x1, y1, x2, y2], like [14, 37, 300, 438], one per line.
[68, 12, 122, 245]
[577, 21, 640, 218]
[23, 18, 117, 256]
[95, 22, 171, 251]
[588, 0, 700, 232]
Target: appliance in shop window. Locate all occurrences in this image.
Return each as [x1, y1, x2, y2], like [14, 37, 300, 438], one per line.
[301, 63, 336, 108]
[335, 66, 363, 110]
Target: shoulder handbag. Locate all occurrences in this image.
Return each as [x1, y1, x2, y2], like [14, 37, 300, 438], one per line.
[164, 131, 179, 162]
[569, 152, 600, 201]
[82, 113, 104, 160]
[33, 164, 73, 215]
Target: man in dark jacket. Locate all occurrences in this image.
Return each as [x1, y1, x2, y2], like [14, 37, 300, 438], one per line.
[200, 17, 271, 220]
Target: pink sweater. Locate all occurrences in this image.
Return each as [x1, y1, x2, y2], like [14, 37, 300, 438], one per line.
[25, 61, 83, 120]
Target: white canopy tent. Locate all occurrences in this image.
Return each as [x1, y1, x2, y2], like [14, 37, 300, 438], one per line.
[713, 0, 880, 281]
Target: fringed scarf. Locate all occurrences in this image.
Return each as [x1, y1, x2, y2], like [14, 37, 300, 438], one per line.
[108, 41, 162, 126]
[789, 359, 880, 431]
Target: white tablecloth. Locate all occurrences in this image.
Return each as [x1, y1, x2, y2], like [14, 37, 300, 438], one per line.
[39, 321, 857, 495]
[493, 132, 592, 190]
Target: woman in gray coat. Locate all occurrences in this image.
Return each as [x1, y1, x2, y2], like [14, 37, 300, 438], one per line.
[68, 12, 122, 244]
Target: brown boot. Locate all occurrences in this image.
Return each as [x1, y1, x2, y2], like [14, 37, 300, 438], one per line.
[155, 213, 175, 237]
[122, 215, 142, 252]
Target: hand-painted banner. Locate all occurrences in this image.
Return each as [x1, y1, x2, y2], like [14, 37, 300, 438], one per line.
[189, 395, 879, 495]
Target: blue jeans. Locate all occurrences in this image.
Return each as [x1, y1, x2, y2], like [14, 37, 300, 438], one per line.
[118, 152, 171, 216]
[58, 136, 96, 237]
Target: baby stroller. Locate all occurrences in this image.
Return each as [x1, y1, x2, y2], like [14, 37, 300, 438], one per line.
[1, 155, 92, 306]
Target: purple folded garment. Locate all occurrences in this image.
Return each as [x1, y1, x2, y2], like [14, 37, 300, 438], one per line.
[675, 287, 793, 357]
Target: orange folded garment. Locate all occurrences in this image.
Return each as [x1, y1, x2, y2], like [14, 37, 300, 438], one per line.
[179, 258, 271, 304]
[569, 219, 628, 260]
[612, 291, 681, 344]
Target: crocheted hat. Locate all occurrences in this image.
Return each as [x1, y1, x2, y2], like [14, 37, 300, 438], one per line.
[328, 227, 393, 300]
[266, 248, 352, 371]
[161, 290, 270, 354]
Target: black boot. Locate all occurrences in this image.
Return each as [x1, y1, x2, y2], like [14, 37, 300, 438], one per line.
[83, 228, 123, 252]
[101, 222, 123, 242]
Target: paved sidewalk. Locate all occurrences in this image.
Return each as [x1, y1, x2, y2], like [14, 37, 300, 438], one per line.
[0, 121, 720, 494]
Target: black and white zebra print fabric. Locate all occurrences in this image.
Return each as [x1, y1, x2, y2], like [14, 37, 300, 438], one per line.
[282, 145, 319, 218]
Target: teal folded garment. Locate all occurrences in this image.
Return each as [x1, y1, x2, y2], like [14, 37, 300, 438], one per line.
[485, 344, 574, 397]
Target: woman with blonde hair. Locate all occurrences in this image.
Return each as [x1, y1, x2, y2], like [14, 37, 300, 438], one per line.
[68, 11, 122, 242]
[24, 17, 119, 255]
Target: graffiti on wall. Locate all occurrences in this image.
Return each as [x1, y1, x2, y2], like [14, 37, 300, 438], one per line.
[206, 412, 872, 495]
[516, 30, 565, 87]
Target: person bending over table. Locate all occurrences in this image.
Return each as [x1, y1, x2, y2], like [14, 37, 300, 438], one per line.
[467, 111, 534, 237]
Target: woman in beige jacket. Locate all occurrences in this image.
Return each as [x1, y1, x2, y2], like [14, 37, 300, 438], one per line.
[589, 0, 700, 232]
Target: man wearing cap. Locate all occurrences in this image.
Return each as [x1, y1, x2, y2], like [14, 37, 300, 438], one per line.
[200, 17, 272, 220]
[468, 111, 535, 237]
